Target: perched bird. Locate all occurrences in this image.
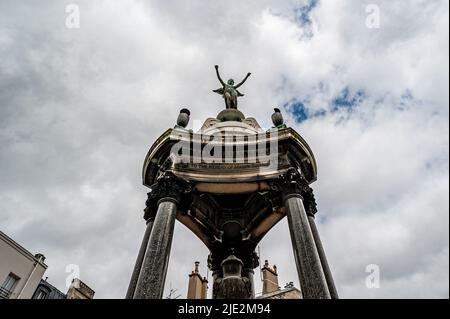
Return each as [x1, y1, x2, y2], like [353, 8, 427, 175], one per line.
[176, 108, 190, 128]
[271, 107, 284, 127]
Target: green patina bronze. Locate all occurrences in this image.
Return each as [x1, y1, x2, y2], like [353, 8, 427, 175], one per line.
[213, 65, 251, 110]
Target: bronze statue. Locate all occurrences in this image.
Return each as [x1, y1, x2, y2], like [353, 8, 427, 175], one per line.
[213, 65, 251, 109]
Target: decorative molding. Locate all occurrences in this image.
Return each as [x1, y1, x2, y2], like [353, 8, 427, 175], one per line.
[143, 171, 193, 220]
[270, 168, 308, 196]
[269, 168, 318, 217]
[302, 185, 318, 217]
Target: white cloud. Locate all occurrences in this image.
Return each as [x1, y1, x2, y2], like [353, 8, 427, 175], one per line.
[0, 0, 447, 298]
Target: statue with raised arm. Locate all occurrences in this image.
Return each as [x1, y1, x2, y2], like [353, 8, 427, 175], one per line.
[213, 65, 251, 109]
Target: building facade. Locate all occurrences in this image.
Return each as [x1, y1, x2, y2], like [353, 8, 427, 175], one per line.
[66, 278, 95, 299]
[258, 260, 302, 299]
[186, 262, 208, 299]
[0, 231, 47, 299]
[31, 278, 95, 299]
[32, 278, 66, 299]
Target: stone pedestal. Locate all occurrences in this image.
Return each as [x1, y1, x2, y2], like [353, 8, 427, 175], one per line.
[214, 255, 251, 299]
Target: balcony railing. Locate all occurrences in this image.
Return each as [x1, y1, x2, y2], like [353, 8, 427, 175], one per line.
[0, 286, 13, 299]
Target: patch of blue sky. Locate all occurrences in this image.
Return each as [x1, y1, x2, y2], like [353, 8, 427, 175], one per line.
[283, 99, 326, 123]
[401, 89, 414, 101]
[284, 87, 366, 123]
[331, 87, 366, 112]
[294, 0, 319, 26]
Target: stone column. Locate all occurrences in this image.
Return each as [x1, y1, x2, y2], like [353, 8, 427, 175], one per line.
[272, 169, 330, 299]
[133, 172, 191, 299]
[211, 270, 221, 299]
[134, 198, 178, 299]
[125, 216, 155, 299]
[308, 215, 339, 299]
[284, 194, 330, 299]
[244, 268, 255, 298]
[302, 186, 339, 299]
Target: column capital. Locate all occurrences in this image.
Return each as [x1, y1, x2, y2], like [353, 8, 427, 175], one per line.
[270, 168, 308, 196]
[242, 250, 260, 270]
[143, 171, 193, 221]
[270, 168, 318, 217]
[302, 185, 318, 218]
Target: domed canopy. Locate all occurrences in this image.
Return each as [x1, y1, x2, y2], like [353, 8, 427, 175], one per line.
[143, 108, 316, 187]
[141, 107, 317, 252]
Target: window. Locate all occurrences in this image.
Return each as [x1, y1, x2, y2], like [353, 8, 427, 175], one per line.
[35, 289, 48, 299]
[0, 273, 20, 299]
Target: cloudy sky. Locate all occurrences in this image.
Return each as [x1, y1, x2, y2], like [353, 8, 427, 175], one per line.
[0, 0, 448, 299]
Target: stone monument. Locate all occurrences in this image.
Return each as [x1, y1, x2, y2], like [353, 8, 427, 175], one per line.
[126, 66, 338, 299]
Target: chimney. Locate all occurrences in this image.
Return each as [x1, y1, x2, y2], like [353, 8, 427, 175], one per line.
[66, 278, 95, 299]
[34, 253, 46, 263]
[187, 261, 208, 299]
[262, 260, 279, 295]
[201, 277, 208, 299]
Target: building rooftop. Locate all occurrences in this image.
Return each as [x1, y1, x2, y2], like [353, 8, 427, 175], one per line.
[0, 231, 47, 269]
[257, 286, 302, 299]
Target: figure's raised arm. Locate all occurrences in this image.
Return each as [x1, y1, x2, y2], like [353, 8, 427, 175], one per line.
[214, 65, 225, 86]
[234, 72, 251, 88]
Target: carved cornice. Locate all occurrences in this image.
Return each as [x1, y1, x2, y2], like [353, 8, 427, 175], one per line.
[142, 127, 318, 187]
